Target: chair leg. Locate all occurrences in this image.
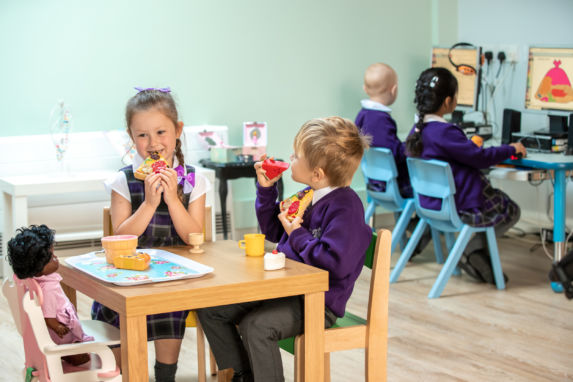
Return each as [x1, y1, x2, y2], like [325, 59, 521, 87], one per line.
[430, 228, 444, 264]
[210, 347, 218, 376]
[391, 201, 415, 254]
[324, 353, 331, 382]
[443, 232, 461, 275]
[390, 219, 427, 283]
[364, 202, 376, 225]
[428, 225, 474, 298]
[196, 318, 207, 382]
[294, 335, 304, 382]
[486, 227, 506, 290]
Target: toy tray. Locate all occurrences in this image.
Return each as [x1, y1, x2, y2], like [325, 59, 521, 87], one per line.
[65, 249, 214, 286]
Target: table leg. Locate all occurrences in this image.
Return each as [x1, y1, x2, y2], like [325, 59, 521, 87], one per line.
[2, 193, 28, 279]
[219, 179, 229, 240]
[304, 292, 324, 382]
[552, 168, 567, 262]
[120, 314, 148, 382]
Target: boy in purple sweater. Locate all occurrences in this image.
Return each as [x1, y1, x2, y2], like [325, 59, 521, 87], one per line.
[355, 62, 412, 197]
[196, 117, 372, 382]
[406, 67, 527, 283]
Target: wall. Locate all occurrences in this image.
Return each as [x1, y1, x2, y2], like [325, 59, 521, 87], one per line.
[0, 0, 437, 228]
[457, 0, 573, 231]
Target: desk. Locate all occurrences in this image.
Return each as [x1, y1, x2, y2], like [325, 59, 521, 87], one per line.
[1, 171, 115, 279]
[199, 159, 284, 239]
[58, 241, 328, 382]
[502, 152, 573, 262]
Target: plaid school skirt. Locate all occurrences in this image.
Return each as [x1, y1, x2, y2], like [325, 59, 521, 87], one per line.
[458, 177, 519, 228]
[91, 301, 189, 341]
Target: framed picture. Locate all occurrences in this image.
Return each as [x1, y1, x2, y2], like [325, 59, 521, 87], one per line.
[243, 121, 267, 147]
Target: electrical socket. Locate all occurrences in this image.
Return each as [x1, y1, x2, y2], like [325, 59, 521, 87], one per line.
[498, 44, 519, 63]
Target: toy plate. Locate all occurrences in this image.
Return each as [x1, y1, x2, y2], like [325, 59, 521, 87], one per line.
[65, 249, 214, 286]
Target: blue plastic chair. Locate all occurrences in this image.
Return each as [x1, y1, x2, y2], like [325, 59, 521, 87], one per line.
[362, 148, 443, 260]
[389, 158, 506, 298]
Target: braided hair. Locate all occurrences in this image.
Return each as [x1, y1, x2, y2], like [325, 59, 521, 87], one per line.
[406, 67, 458, 157]
[7, 225, 55, 279]
[125, 89, 187, 203]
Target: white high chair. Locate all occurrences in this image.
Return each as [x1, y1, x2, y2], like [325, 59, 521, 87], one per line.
[3, 276, 122, 382]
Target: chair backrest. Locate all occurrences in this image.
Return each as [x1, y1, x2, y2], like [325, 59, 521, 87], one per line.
[103, 205, 213, 242]
[361, 148, 408, 211]
[364, 228, 390, 360]
[406, 157, 463, 232]
[4, 276, 52, 382]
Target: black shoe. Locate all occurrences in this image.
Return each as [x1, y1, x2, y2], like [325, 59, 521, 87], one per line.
[462, 251, 508, 285]
[458, 253, 485, 283]
[232, 370, 254, 382]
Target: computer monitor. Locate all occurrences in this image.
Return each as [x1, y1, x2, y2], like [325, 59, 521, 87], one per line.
[525, 47, 573, 134]
[431, 46, 481, 110]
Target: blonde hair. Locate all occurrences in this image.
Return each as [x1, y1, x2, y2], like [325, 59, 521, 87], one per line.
[294, 117, 370, 187]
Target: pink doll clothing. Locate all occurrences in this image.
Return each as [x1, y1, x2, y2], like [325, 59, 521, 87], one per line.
[34, 273, 94, 344]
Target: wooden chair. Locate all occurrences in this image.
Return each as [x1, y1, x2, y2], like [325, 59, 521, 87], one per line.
[278, 228, 391, 382]
[103, 205, 217, 381]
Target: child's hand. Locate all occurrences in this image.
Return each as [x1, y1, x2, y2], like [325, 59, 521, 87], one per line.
[278, 209, 302, 235]
[45, 317, 70, 338]
[254, 154, 281, 188]
[510, 142, 527, 158]
[143, 173, 163, 207]
[158, 168, 180, 206]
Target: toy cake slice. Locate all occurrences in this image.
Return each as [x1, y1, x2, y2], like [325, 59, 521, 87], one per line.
[280, 188, 314, 222]
[134, 151, 169, 180]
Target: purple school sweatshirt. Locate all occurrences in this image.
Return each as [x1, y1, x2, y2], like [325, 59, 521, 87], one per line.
[355, 108, 410, 194]
[410, 121, 516, 211]
[255, 184, 372, 317]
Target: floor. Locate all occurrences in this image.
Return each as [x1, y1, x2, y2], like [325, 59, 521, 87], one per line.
[1, 221, 572, 381]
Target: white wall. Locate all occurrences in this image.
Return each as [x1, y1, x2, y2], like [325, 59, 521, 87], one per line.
[458, 0, 573, 232]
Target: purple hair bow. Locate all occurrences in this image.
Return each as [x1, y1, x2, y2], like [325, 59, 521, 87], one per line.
[175, 165, 195, 194]
[134, 87, 171, 93]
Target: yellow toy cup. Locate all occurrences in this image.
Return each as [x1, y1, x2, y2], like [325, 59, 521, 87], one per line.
[101, 235, 138, 264]
[238, 233, 265, 256]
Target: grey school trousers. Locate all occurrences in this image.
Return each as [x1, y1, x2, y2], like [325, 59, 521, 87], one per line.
[196, 296, 337, 382]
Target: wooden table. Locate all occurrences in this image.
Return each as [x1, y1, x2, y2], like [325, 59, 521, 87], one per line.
[58, 241, 329, 381]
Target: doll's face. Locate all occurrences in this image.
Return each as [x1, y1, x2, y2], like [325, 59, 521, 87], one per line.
[37, 247, 59, 276]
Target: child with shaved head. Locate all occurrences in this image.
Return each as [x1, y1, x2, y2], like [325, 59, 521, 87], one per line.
[355, 62, 411, 197]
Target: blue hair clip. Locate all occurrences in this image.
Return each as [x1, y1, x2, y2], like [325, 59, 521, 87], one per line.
[134, 87, 171, 93]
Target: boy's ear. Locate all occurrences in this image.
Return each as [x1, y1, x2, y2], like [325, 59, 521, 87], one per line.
[176, 121, 184, 138]
[391, 83, 398, 98]
[312, 167, 326, 182]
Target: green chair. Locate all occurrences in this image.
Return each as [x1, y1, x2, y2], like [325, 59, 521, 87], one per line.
[279, 229, 391, 382]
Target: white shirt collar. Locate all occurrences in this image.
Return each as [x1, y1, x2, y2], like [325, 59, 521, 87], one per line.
[312, 186, 337, 205]
[131, 153, 181, 172]
[423, 114, 448, 123]
[360, 99, 392, 113]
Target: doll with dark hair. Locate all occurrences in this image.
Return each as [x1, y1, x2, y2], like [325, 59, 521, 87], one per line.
[7, 225, 93, 366]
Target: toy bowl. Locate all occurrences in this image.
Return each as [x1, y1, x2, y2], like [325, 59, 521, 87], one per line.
[101, 235, 138, 264]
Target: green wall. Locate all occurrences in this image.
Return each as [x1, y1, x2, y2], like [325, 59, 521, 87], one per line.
[1, 0, 447, 228]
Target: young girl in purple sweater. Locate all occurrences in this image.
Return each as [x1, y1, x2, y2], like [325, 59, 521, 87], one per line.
[197, 117, 372, 382]
[406, 67, 527, 283]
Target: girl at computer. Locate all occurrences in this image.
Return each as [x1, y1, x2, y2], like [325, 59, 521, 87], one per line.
[406, 67, 527, 283]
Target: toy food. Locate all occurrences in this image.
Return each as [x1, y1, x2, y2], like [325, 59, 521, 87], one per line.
[262, 158, 289, 179]
[101, 235, 138, 264]
[134, 151, 169, 180]
[470, 135, 483, 147]
[264, 249, 286, 271]
[113, 252, 151, 271]
[280, 189, 314, 222]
